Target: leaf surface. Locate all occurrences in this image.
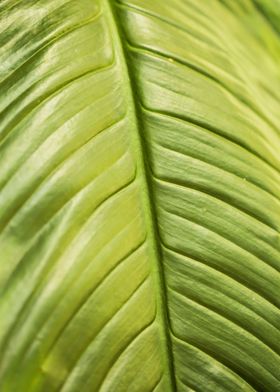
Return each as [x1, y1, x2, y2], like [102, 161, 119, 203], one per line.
[0, 0, 280, 391]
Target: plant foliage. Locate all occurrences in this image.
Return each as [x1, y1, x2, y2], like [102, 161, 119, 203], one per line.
[0, 0, 280, 391]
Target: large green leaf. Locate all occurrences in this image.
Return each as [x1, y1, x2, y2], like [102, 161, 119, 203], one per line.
[0, 0, 280, 391]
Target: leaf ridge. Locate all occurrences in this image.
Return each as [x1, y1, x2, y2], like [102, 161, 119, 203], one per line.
[104, 0, 177, 390]
[161, 243, 280, 311]
[169, 287, 280, 360]
[139, 104, 280, 175]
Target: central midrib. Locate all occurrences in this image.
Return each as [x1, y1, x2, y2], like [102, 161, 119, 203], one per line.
[104, 0, 177, 390]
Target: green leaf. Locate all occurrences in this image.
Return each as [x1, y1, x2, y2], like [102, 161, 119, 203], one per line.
[0, 0, 280, 391]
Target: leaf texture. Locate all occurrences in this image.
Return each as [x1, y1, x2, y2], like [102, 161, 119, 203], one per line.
[0, 0, 280, 391]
